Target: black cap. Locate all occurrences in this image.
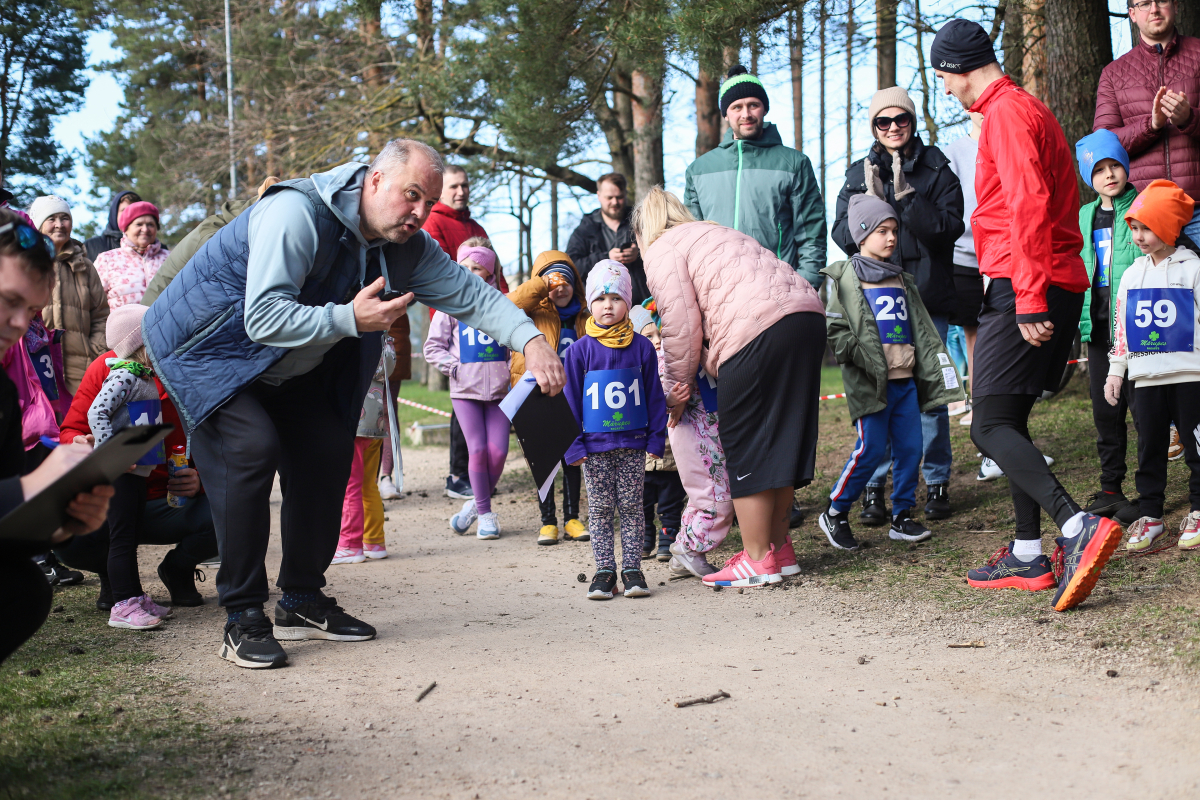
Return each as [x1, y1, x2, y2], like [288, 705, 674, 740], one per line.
[930, 19, 998, 75]
[718, 65, 770, 116]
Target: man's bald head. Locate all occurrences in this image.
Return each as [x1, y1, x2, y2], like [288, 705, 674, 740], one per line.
[360, 139, 446, 243]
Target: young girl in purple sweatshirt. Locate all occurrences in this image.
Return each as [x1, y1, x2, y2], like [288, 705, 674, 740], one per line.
[564, 260, 670, 599]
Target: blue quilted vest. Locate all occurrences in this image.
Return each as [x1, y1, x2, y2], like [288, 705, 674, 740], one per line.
[143, 178, 424, 432]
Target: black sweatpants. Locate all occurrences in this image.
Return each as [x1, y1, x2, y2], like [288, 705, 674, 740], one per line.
[107, 473, 149, 603]
[1087, 334, 1136, 493]
[644, 469, 686, 533]
[538, 461, 581, 525]
[972, 394, 1081, 539]
[449, 411, 469, 479]
[0, 550, 52, 665]
[190, 374, 356, 612]
[1131, 382, 1200, 519]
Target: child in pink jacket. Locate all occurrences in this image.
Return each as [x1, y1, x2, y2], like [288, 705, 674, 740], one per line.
[423, 242, 511, 539]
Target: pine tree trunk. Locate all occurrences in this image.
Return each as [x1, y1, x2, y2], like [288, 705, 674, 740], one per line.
[845, 3, 855, 169]
[791, 10, 804, 150]
[914, 0, 939, 145]
[876, 0, 898, 90]
[819, 0, 827, 193]
[550, 180, 559, 251]
[1045, 0, 1111, 196]
[1002, 0, 1024, 86]
[695, 65, 721, 157]
[596, 69, 636, 183]
[1177, 0, 1200, 35]
[1022, 0, 1046, 100]
[631, 64, 665, 205]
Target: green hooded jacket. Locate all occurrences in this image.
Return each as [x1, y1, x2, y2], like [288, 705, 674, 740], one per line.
[683, 122, 827, 288]
[1078, 184, 1138, 343]
[141, 197, 256, 306]
[821, 259, 965, 423]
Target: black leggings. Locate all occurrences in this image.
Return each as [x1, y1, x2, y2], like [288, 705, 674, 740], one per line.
[0, 551, 52, 664]
[107, 473, 148, 603]
[538, 461, 581, 525]
[971, 394, 1081, 540]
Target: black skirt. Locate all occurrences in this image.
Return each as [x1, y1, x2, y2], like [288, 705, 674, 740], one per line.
[949, 267, 985, 328]
[717, 312, 826, 499]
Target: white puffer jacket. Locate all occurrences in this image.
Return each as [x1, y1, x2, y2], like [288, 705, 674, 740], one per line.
[1109, 245, 1200, 386]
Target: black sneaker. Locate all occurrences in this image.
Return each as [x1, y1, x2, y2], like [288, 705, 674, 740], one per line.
[1083, 489, 1130, 518]
[156, 552, 205, 607]
[923, 484, 951, 521]
[819, 508, 860, 551]
[1051, 514, 1123, 612]
[859, 487, 888, 527]
[642, 530, 656, 559]
[220, 608, 288, 669]
[96, 572, 114, 612]
[273, 594, 376, 642]
[1115, 501, 1141, 526]
[889, 509, 933, 542]
[656, 529, 674, 561]
[37, 553, 83, 586]
[622, 569, 651, 597]
[587, 569, 618, 600]
[444, 475, 474, 500]
[789, 501, 806, 529]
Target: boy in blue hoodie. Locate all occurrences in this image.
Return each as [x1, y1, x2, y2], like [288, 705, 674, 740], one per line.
[565, 260, 669, 600]
[1075, 130, 1140, 524]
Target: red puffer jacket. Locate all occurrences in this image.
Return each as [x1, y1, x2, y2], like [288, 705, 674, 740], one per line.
[1094, 34, 1200, 199]
[971, 76, 1088, 321]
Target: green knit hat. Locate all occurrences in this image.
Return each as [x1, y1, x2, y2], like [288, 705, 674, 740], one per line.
[718, 65, 769, 116]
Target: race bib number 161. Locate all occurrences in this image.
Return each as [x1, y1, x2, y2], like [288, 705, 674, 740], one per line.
[582, 368, 648, 433]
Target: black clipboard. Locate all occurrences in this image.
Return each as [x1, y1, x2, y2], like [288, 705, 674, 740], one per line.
[501, 376, 580, 500]
[0, 424, 174, 545]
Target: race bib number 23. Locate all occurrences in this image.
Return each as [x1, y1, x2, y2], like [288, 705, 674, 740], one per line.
[1126, 288, 1194, 353]
[582, 368, 648, 433]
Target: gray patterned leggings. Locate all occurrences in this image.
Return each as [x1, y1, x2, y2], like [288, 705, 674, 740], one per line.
[584, 448, 646, 571]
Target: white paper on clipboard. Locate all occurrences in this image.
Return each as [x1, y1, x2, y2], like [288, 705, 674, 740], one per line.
[499, 371, 538, 420]
[537, 461, 561, 502]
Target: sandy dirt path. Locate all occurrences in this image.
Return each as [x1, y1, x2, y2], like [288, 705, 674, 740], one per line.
[139, 446, 1200, 800]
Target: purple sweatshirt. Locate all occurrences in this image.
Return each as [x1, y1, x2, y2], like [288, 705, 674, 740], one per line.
[564, 332, 667, 464]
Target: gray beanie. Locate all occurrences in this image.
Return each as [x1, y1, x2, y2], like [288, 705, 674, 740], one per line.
[848, 194, 898, 246]
[867, 87, 917, 141]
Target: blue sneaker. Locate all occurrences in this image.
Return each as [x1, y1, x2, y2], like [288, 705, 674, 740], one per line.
[1052, 514, 1123, 612]
[966, 542, 1056, 591]
[449, 499, 478, 534]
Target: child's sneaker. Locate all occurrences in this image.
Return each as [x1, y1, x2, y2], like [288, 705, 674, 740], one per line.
[449, 499, 478, 534]
[1179, 510, 1200, 550]
[859, 486, 888, 526]
[1051, 514, 1123, 612]
[976, 457, 1004, 481]
[563, 518, 590, 542]
[108, 598, 162, 630]
[622, 569, 651, 597]
[477, 512, 501, 540]
[331, 547, 365, 564]
[888, 509, 932, 543]
[364, 543, 388, 559]
[702, 549, 781, 589]
[668, 540, 717, 577]
[537, 524, 559, 546]
[642, 528, 656, 559]
[138, 593, 172, 619]
[587, 569, 618, 600]
[819, 508, 860, 551]
[775, 536, 801, 576]
[966, 542, 1056, 591]
[656, 529, 675, 561]
[1125, 516, 1165, 551]
[378, 475, 401, 500]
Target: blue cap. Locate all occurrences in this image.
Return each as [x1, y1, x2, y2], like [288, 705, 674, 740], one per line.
[1076, 129, 1130, 187]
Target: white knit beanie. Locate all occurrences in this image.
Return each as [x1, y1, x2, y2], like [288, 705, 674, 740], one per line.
[28, 196, 71, 232]
[867, 87, 918, 141]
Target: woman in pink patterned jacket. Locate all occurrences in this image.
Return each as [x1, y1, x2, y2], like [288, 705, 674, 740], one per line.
[92, 200, 169, 309]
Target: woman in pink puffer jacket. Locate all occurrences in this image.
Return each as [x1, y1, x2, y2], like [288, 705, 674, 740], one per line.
[634, 187, 825, 589]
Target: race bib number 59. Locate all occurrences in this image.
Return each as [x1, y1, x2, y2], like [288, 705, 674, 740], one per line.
[582, 368, 648, 433]
[1126, 288, 1194, 353]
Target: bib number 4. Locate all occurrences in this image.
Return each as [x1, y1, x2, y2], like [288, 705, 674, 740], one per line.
[582, 368, 648, 433]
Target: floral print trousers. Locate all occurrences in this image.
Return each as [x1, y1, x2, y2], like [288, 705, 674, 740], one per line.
[669, 397, 733, 554]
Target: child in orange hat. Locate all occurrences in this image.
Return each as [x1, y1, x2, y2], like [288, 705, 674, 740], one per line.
[1105, 179, 1200, 552]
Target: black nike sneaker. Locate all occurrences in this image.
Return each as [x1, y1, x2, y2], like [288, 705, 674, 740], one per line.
[273, 594, 376, 642]
[220, 608, 288, 669]
[819, 508, 861, 551]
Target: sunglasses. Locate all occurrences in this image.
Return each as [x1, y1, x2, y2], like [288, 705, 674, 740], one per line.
[874, 112, 914, 131]
[0, 221, 54, 259]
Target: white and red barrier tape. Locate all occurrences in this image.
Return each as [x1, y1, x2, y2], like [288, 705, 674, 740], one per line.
[397, 396, 452, 418]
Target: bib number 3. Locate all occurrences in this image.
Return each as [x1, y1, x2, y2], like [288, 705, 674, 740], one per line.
[1126, 288, 1193, 353]
[583, 368, 648, 433]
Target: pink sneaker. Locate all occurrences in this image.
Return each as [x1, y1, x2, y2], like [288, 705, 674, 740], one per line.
[702, 549, 781, 589]
[108, 598, 162, 630]
[363, 543, 388, 559]
[775, 537, 801, 577]
[138, 593, 172, 619]
[331, 547, 365, 564]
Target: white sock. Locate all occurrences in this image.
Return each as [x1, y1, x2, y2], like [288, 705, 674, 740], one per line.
[1061, 511, 1086, 539]
[1011, 538, 1043, 562]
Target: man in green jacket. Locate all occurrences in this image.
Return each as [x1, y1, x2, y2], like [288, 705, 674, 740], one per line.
[683, 65, 827, 288]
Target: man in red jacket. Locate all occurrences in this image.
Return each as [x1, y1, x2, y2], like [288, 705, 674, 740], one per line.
[932, 19, 1122, 613]
[53, 350, 218, 610]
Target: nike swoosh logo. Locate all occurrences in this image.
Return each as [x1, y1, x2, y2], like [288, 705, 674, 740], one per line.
[296, 613, 328, 631]
[737, 473, 752, 481]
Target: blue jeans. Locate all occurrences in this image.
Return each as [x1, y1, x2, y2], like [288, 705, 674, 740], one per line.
[830, 379, 923, 515]
[866, 314, 953, 488]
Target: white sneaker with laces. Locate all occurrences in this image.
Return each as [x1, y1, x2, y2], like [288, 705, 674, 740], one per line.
[1179, 510, 1200, 549]
[449, 499, 478, 534]
[378, 475, 401, 500]
[477, 512, 501, 540]
[668, 540, 717, 577]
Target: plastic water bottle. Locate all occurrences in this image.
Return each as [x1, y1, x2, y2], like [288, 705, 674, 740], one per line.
[166, 445, 189, 508]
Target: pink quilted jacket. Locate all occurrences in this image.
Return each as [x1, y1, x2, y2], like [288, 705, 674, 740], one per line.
[1095, 34, 1200, 199]
[643, 221, 824, 390]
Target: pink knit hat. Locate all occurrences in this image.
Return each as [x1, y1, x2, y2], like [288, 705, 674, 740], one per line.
[106, 304, 147, 358]
[118, 200, 159, 233]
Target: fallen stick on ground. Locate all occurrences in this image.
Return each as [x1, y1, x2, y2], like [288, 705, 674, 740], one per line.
[416, 681, 437, 702]
[674, 690, 730, 708]
[948, 641, 986, 648]
[668, 573, 696, 581]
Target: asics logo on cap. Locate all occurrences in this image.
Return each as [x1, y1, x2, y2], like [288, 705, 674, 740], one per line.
[939, 60, 960, 69]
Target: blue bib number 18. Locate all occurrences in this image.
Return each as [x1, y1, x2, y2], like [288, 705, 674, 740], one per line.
[582, 368, 648, 433]
[459, 321, 508, 363]
[1126, 288, 1193, 353]
[862, 287, 912, 345]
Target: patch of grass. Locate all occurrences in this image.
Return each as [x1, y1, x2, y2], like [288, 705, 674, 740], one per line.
[397, 381, 454, 430]
[0, 584, 236, 799]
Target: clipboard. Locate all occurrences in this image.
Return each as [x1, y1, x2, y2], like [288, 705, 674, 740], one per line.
[500, 373, 580, 501]
[0, 424, 174, 545]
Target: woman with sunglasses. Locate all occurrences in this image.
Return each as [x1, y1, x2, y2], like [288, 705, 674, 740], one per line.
[831, 86, 965, 528]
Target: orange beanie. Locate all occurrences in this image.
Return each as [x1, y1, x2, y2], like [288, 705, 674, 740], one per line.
[1124, 179, 1195, 246]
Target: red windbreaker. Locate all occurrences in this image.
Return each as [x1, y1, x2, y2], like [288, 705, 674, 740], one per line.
[971, 76, 1089, 321]
[423, 202, 509, 293]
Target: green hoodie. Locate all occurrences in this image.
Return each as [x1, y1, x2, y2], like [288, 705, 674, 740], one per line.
[683, 122, 827, 288]
[1079, 184, 1138, 343]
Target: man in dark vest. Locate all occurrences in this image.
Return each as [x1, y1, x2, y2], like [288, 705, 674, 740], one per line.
[145, 139, 563, 669]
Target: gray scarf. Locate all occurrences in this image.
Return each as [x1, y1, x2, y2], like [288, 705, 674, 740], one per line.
[851, 253, 904, 283]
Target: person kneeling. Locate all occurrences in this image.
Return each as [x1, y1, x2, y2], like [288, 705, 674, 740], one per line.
[819, 195, 964, 550]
